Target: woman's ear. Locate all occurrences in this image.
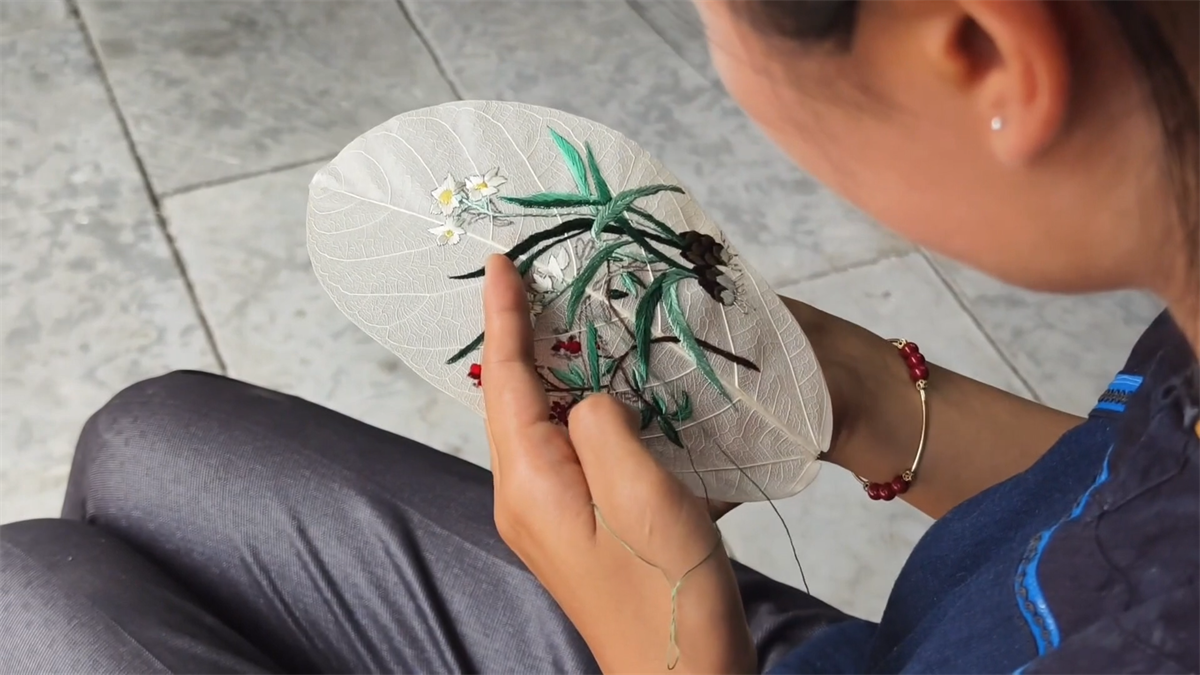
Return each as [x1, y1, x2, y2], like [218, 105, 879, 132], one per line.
[948, 1, 1072, 166]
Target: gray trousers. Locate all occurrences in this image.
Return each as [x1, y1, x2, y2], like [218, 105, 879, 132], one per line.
[0, 371, 846, 673]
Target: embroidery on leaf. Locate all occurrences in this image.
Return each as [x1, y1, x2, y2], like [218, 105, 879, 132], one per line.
[442, 127, 757, 449]
[428, 169, 512, 244]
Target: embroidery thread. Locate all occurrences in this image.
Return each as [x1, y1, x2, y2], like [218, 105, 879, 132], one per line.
[440, 127, 758, 446]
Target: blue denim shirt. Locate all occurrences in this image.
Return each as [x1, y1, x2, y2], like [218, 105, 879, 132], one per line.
[771, 312, 1199, 674]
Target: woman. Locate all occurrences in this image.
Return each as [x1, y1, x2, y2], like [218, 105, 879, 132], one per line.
[2, 1, 1195, 672]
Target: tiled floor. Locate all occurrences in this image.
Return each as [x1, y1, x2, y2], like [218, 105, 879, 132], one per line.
[1, 0, 1160, 620]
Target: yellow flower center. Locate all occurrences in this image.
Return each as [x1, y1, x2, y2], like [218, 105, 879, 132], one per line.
[438, 189, 454, 205]
[475, 181, 488, 191]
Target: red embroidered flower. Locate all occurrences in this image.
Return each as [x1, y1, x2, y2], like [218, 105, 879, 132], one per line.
[552, 335, 582, 355]
[548, 399, 577, 426]
[467, 363, 482, 387]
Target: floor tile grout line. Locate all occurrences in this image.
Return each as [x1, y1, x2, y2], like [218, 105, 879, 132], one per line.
[67, 0, 229, 375]
[773, 249, 914, 289]
[159, 153, 339, 200]
[395, 0, 466, 100]
[918, 249, 1045, 403]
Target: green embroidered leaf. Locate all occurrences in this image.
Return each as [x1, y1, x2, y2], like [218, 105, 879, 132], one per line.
[565, 240, 631, 328]
[611, 251, 652, 265]
[629, 206, 682, 244]
[585, 323, 602, 392]
[550, 365, 587, 390]
[663, 280, 731, 401]
[650, 393, 668, 414]
[585, 143, 612, 203]
[590, 184, 685, 239]
[516, 233, 579, 277]
[602, 358, 617, 377]
[630, 362, 647, 391]
[549, 129, 590, 197]
[667, 391, 693, 423]
[500, 193, 602, 209]
[504, 217, 590, 259]
[619, 272, 644, 297]
[450, 218, 591, 280]
[607, 288, 629, 300]
[657, 415, 683, 447]
[639, 404, 656, 430]
[613, 217, 689, 272]
[446, 332, 484, 365]
[633, 271, 678, 384]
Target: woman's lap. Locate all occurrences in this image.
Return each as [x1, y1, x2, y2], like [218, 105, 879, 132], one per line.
[0, 371, 846, 673]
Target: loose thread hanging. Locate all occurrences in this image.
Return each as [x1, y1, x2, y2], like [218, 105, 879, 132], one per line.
[592, 502, 723, 670]
[702, 446, 810, 594]
[681, 442, 810, 596]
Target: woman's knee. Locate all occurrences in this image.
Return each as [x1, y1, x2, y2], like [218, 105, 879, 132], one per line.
[0, 519, 277, 673]
[65, 370, 289, 520]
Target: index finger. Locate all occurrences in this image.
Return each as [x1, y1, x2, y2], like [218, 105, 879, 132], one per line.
[481, 255, 551, 439]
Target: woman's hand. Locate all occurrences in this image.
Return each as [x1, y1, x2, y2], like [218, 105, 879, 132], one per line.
[481, 255, 755, 674]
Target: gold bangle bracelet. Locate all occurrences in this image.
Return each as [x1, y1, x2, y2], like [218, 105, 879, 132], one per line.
[853, 339, 929, 501]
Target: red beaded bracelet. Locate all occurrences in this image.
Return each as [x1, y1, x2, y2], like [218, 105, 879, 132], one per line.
[854, 339, 930, 501]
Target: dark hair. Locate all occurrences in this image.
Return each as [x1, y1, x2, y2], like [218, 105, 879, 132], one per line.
[736, 0, 1198, 256]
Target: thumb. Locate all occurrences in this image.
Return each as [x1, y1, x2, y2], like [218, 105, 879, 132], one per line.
[568, 393, 720, 565]
[567, 394, 692, 498]
[567, 394, 678, 497]
[568, 395, 738, 521]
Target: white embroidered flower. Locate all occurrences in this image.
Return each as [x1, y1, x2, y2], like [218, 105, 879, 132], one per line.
[530, 249, 569, 293]
[527, 291, 546, 320]
[427, 221, 465, 246]
[531, 249, 570, 292]
[466, 168, 507, 201]
[530, 272, 555, 294]
[430, 174, 461, 215]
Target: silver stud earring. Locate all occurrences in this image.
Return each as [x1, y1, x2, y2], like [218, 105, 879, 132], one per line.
[990, 116, 1004, 132]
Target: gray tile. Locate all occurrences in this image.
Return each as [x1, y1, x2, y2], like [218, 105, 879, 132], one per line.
[779, 254, 1032, 396]
[719, 254, 1026, 619]
[163, 163, 491, 464]
[404, 0, 908, 286]
[932, 257, 1162, 415]
[1, 22, 136, 214]
[0, 0, 68, 37]
[1, 202, 221, 523]
[1, 22, 219, 524]
[720, 467, 931, 621]
[76, 0, 456, 195]
[626, 0, 719, 87]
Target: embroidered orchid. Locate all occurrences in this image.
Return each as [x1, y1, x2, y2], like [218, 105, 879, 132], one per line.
[437, 125, 758, 447]
[427, 221, 465, 246]
[527, 291, 546, 318]
[466, 168, 507, 201]
[530, 249, 569, 293]
[430, 174, 461, 215]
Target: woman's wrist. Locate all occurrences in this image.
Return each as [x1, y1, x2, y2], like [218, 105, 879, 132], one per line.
[781, 297, 922, 481]
[783, 295, 1082, 517]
